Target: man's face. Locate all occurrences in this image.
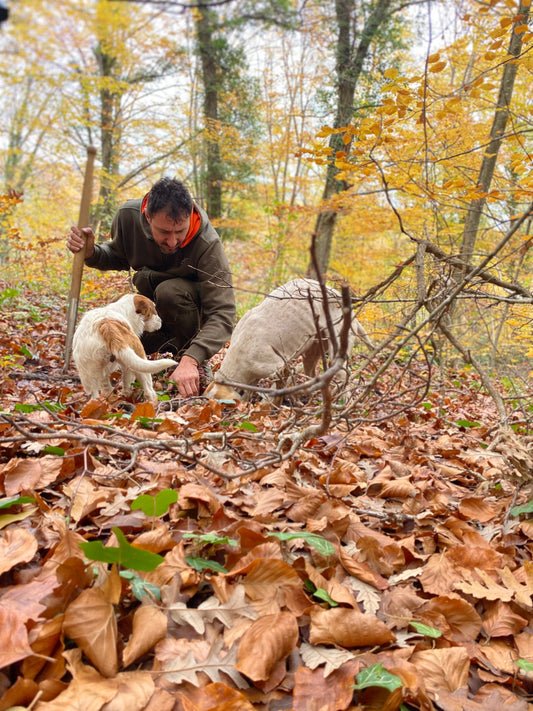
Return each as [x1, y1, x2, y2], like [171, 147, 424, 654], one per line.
[146, 210, 191, 254]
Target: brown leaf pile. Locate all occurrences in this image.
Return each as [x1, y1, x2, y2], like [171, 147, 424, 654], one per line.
[0, 284, 532, 711]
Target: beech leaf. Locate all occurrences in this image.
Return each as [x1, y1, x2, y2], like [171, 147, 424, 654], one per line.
[63, 587, 118, 677]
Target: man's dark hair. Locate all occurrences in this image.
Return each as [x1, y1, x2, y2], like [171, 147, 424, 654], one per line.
[146, 178, 193, 221]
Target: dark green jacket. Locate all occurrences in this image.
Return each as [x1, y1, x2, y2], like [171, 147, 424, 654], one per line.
[85, 198, 236, 364]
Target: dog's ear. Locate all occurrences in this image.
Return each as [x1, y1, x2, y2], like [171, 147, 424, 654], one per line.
[133, 294, 157, 320]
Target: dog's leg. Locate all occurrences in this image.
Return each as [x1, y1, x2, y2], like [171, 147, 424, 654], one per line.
[121, 366, 135, 397]
[137, 372, 158, 404]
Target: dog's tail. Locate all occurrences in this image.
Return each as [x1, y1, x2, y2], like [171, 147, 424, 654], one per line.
[97, 319, 177, 374]
[119, 350, 178, 374]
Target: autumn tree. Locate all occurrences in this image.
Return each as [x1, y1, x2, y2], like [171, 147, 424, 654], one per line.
[308, 0, 406, 277]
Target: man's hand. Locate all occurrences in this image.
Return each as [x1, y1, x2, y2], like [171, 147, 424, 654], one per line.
[169, 355, 200, 397]
[67, 226, 95, 259]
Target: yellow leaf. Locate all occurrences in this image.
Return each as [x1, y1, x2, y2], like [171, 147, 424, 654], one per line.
[384, 67, 399, 79]
[490, 27, 507, 38]
[429, 61, 447, 72]
[342, 132, 351, 145]
[500, 17, 513, 27]
[514, 23, 529, 33]
[427, 52, 441, 63]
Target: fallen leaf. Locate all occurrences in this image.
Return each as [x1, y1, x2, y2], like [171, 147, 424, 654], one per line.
[236, 611, 299, 682]
[309, 607, 395, 647]
[410, 647, 470, 692]
[63, 588, 118, 677]
[0, 528, 38, 574]
[122, 604, 168, 668]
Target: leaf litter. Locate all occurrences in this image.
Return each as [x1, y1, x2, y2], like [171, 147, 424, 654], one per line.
[0, 283, 532, 710]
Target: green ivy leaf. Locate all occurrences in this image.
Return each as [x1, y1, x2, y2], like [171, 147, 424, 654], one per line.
[186, 556, 228, 573]
[79, 527, 164, 572]
[182, 532, 238, 547]
[268, 531, 335, 556]
[511, 500, 533, 517]
[131, 489, 178, 517]
[352, 663, 403, 692]
[409, 621, 442, 638]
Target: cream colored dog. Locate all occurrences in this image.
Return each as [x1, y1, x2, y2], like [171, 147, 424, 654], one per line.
[72, 294, 177, 403]
[205, 278, 373, 401]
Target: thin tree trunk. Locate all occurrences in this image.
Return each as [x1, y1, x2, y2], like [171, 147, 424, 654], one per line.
[460, 0, 530, 265]
[94, 43, 122, 237]
[309, 0, 393, 277]
[195, 3, 223, 219]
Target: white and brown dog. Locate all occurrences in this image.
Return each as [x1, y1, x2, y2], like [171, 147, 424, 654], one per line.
[205, 278, 373, 401]
[72, 294, 177, 404]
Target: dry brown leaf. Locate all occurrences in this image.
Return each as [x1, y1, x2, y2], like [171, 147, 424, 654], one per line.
[178, 483, 221, 515]
[302, 560, 359, 608]
[162, 638, 247, 688]
[233, 557, 303, 614]
[33, 650, 154, 711]
[419, 553, 460, 595]
[0, 604, 34, 667]
[0, 527, 38, 574]
[292, 660, 359, 711]
[379, 475, 416, 499]
[236, 611, 298, 682]
[421, 595, 482, 642]
[309, 607, 395, 647]
[62, 476, 113, 523]
[476, 639, 517, 675]
[300, 641, 356, 677]
[499, 565, 533, 607]
[482, 600, 528, 638]
[24, 615, 64, 681]
[458, 497, 497, 523]
[63, 588, 118, 678]
[515, 629, 533, 660]
[169, 584, 257, 634]
[338, 545, 389, 590]
[454, 568, 513, 602]
[122, 604, 168, 668]
[410, 647, 470, 693]
[380, 586, 425, 627]
[2, 456, 63, 496]
[180, 682, 255, 711]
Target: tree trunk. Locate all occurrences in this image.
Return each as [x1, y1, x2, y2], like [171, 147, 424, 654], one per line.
[459, 0, 530, 265]
[93, 43, 122, 237]
[195, 3, 223, 220]
[309, 0, 393, 277]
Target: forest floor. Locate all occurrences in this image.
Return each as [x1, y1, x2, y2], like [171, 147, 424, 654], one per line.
[0, 279, 533, 711]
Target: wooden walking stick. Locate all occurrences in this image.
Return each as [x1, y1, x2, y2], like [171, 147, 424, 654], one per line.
[63, 145, 97, 372]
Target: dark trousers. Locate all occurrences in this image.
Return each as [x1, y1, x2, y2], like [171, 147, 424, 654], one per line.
[132, 269, 201, 355]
